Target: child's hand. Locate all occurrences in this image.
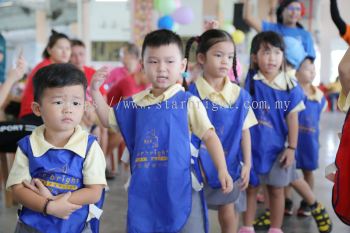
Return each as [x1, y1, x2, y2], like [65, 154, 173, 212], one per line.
[240, 164, 250, 190]
[7, 53, 26, 83]
[46, 192, 82, 219]
[280, 148, 295, 168]
[23, 179, 53, 199]
[218, 170, 233, 194]
[204, 19, 219, 31]
[91, 67, 109, 92]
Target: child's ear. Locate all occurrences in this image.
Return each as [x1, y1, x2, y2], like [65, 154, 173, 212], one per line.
[180, 58, 187, 73]
[31, 102, 41, 117]
[197, 53, 205, 65]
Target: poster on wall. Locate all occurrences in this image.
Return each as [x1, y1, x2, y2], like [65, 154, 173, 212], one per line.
[132, 0, 154, 47]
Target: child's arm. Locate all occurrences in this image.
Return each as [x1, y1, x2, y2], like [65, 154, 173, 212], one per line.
[12, 183, 81, 219]
[0, 54, 26, 108]
[24, 179, 103, 205]
[339, 47, 350, 96]
[243, 0, 262, 32]
[280, 111, 298, 168]
[240, 129, 252, 190]
[201, 129, 233, 193]
[91, 67, 110, 128]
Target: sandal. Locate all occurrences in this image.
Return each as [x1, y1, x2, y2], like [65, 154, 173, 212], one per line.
[253, 209, 271, 231]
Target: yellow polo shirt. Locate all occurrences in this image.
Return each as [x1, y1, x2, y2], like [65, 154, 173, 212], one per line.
[306, 86, 328, 112]
[338, 91, 350, 112]
[253, 71, 305, 113]
[195, 76, 258, 130]
[108, 83, 214, 139]
[6, 125, 107, 190]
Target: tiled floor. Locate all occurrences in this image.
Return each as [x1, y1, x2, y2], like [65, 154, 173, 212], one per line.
[1, 112, 349, 233]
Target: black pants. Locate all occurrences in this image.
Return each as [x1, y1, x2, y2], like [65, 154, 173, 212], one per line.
[0, 114, 43, 153]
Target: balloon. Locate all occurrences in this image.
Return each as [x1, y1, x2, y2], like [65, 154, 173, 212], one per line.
[172, 6, 194, 25]
[232, 30, 245, 45]
[153, 0, 160, 10]
[174, 0, 182, 8]
[157, 0, 176, 15]
[158, 15, 174, 30]
[221, 22, 235, 34]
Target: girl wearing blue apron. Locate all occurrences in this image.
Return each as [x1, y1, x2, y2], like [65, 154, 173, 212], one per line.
[242, 31, 305, 233]
[184, 29, 257, 233]
[90, 29, 233, 233]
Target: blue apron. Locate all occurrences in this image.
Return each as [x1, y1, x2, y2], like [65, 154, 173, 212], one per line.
[189, 83, 249, 187]
[115, 91, 193, 233]
[17, 135, 103, 233]
[245, 74, 304, 174]
[296, 95, 326, 170]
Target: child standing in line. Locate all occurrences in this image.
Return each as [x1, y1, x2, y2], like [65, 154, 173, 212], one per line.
[295, 58, 327, 212]
[240, 31, 331, 233]
[6, 63, 107, 233]
[184, 29, 257, 233]
[91, 29, 233, 233]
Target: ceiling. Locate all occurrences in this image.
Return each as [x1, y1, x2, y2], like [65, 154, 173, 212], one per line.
[0, 0, 77, 31]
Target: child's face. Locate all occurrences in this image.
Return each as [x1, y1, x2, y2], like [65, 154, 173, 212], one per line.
[296, 59, 315, 84]
[198, 41, 234, 80]
[254, 43, 284, 78]
[32, 85, 85, 133]
[142, 44, 186, 91]
[282, 2, 302, 25]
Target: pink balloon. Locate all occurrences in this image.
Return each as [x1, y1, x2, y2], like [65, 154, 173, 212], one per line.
[174, 0, 182, 8]
[172, 6, 194, 25]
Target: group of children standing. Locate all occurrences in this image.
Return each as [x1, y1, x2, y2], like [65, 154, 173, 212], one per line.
[5, 1, 336, 232]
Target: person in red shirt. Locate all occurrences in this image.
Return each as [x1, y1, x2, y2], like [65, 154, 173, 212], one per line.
[104, 42, 141, 90]
[19, 30, 71, 124]
[0, 31, 70, 153]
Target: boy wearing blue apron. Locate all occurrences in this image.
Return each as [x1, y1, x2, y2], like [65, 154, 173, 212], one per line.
[90, 29, 233, 233]
[6, 64, 107, 233]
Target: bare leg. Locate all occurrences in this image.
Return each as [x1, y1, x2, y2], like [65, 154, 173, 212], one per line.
[242, 185, 259, 226]
[218, 203, 237, 233]
[267, 185, 284, 228]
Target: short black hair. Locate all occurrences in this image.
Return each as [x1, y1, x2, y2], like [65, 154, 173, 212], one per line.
[33, 63, 87, 103]
[141, 29, 183, 58]
[71, 39, 85, 47]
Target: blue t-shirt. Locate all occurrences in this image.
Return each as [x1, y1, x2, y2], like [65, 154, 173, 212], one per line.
[0, 34, 6, 83]
[262, 21, 316, 60]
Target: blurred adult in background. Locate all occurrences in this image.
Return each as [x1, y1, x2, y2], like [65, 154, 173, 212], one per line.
[104, 42, 141, 90]
[0, 30, 70, 154]
[19, 30, 71, 125]
[243, 0, 316, 60]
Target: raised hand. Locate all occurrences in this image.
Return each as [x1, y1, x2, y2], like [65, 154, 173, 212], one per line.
[91, 67, 109, 92]
[7, 50, 26, 83]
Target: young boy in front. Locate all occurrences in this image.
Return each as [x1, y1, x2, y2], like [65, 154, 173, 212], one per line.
[91, 29, 233, 233]
[6, 63, 107, 233]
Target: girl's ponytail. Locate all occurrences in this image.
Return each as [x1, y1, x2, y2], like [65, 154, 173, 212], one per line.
[183, 36, 200, 90]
